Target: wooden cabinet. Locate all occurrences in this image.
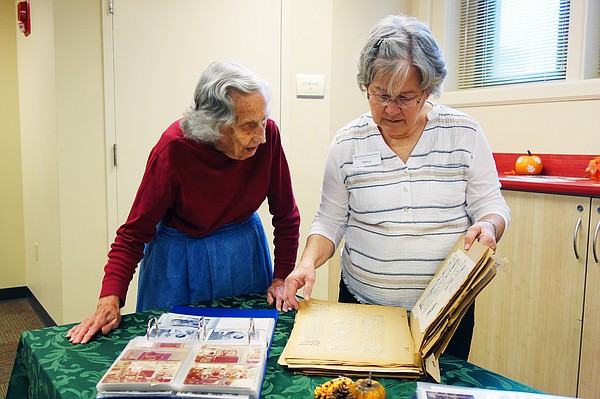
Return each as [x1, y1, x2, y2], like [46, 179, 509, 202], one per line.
[578, 197, 600, 399]
[469, 191, 599, 398]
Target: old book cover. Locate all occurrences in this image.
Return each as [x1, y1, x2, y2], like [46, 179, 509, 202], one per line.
[278, 234, 506, 379]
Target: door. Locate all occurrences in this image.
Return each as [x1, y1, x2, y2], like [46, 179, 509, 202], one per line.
[578, 197, 600, 398]
[103, 0, 282, 313]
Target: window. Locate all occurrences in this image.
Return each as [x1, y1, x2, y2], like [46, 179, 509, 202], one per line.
[458, 0, 571, 89]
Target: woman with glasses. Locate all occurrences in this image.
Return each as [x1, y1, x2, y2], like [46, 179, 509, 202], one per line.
[283, 14, 510, 361]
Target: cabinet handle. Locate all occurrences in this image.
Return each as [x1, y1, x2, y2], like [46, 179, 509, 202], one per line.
[573, 217, 582, 260]
[594, 220, 599, 264]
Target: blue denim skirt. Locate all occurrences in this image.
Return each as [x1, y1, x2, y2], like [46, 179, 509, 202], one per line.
[136, 212, 273, 311]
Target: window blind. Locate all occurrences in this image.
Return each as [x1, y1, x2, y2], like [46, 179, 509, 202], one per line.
[458, 0, 570, 89]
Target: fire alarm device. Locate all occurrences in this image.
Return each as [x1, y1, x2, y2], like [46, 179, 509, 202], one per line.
[17, 0, 31, 37]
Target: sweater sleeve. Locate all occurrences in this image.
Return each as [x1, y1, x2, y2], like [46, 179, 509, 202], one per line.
[265, 120, 301, 280]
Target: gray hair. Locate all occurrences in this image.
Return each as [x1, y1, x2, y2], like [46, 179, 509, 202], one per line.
[181, 61, 269, 144]
[356, 15, 447, 98]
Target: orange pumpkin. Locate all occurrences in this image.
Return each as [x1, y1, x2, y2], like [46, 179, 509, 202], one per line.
[515, 150, 543, 175]
[349, 376, 386, 399]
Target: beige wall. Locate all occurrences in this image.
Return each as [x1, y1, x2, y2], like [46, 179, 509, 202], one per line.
[14, 0, 63, 318]
[54, 0, 108, 324]
[3, 0, 599, 324]
[281, 0, 409, 300]
[451, 100, 600, 154]
[11, 0, 107, 322]
[280, 0, 335, 300]
[0, 0, 26, 289]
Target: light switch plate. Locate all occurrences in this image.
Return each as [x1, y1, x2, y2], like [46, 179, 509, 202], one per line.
[296, 74, 325, 98]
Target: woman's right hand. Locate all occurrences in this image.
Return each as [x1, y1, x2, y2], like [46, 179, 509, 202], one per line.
[283, 234, 335, 311]
[66, 295, 122, 344]
[282, 260, 316, 311]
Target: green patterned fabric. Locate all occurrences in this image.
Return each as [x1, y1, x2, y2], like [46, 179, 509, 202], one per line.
[7, 293, 541, 399]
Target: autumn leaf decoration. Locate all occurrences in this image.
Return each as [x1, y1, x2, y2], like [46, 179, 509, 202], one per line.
[585, 156, 600, 180]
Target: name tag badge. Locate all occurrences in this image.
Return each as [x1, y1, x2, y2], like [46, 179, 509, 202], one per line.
[353, 151, 382, 167]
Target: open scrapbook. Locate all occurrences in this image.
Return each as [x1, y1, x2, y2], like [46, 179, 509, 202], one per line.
[96, 306, 278, 399]
[278, 234, 507, 381]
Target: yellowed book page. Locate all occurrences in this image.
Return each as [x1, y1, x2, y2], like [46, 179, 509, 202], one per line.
[281, 299, 415, 367]
[412, 249, 476, 333]
[418, 255, 506, 357]
[409, 235, 491, 350]
[420, 266, 497, 357]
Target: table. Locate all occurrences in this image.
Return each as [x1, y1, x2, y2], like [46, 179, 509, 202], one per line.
[7, 293, 541, 399]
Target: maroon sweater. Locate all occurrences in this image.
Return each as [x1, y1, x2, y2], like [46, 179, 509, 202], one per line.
[100, 119, 300, 305]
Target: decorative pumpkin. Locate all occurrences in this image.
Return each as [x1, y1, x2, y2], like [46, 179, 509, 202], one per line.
[515, 150, 543, 175]
[348, 375, 386, 399]
[585, 156, 600, 180]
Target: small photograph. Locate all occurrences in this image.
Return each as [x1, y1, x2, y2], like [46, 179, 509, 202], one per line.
[137, 351, 173, 361]
[126, 339, 189, 350]
[206, 328, 268, 343]
[208, 330, 248, 342]
[120, 348, 190, 362]
[153, 327, 199, 340]
[158, 313, 212, 329]
[194, 344, 264, 364]
[182, 364, 259, 389]
[155, 342, 190, 349]
[100, 360, 181, 384]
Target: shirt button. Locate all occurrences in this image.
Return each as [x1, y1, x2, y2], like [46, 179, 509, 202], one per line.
[403, 187, 409, 192]
[404, 207, 409, 212]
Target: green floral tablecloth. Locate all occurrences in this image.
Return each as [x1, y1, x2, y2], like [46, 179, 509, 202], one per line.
[6, 293, 541, 399]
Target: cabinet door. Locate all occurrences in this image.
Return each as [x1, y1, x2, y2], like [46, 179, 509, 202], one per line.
[469, 191, 588, 397]
[578, 197, 600, 398]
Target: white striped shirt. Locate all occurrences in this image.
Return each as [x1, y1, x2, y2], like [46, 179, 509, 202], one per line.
[309, 102, 510, 309]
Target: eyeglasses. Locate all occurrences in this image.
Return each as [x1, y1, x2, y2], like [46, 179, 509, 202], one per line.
[366, 92, 424, 108]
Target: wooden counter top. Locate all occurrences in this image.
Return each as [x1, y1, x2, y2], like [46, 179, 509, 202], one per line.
[493, 153, 600, 197]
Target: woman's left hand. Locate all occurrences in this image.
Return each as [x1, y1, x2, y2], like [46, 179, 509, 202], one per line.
[464, 220, 497, 251]
[266, 278, 286, 311]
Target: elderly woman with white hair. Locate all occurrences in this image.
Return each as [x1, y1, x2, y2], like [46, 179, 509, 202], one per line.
[283, 14, 510, 360]
[68, 61, 300, 344]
